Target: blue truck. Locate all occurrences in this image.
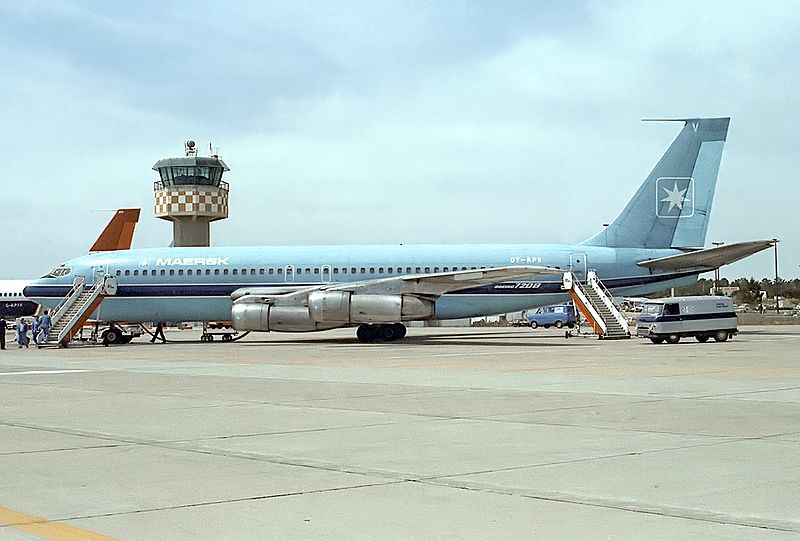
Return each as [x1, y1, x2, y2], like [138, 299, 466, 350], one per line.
[526, 304, 578, 329]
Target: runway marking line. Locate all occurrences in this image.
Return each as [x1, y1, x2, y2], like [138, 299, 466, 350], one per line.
[0, 507, 120, 540]
[0, 370, 91, 376]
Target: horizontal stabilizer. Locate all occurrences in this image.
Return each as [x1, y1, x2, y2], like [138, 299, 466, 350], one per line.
[637, 240, 775, 271]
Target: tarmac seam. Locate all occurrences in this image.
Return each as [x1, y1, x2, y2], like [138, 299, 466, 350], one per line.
[416, 480, 800, 533]
[0, 480, 406, 530]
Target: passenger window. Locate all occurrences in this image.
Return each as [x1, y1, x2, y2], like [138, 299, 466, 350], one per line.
[352, 267, 357, 274]
[424, 267, 430, 273]
[232, 269, 238, 275]
[305, 268, 311, 274]
[333, 268, 339, 274]
[369, 267, 375, 274]
[214, 269, 220, 275]
[664, 303, 680, 316]
[434, 267, 440, 273]
[378, 267, 384, 274]
[178, 269, 184, 276]
[187, 269, 193, 276]
[116, 270, 121, 276]
[342, 268, 347, 274]
[415, 267, 421, 273]
[160, 270, 166, 276]
[443, 267, 449, 272]
[205, 269, 211, 276]
[169, 270, 175, 276]
[314, 268, 320, 275]
[360, 267, 366, 274]
[387, 268, 392, 274]
[268, 268, 274, 275]
[223, 269, 228, 275]
[277, 268, 283, 275]
[134, 270, 139, 276]
[259, 269, 265, 275]
[297, 268, 302, 275]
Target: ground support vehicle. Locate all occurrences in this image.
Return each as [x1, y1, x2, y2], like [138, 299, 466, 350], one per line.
[637, 296, 737, 344]
[526, 304, 578, 329]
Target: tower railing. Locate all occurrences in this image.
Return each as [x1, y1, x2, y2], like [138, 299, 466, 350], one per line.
[154, 179, 229, 192]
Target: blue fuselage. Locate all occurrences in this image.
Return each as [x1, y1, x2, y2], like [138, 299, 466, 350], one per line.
[25, 244, 698, 323]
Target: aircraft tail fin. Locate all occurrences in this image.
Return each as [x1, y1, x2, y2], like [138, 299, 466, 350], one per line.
[582, 118, 730, 249]
[89, 208, 141, 252]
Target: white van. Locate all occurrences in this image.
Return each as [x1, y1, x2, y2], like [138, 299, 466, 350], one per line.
[636, 296, 737, 344]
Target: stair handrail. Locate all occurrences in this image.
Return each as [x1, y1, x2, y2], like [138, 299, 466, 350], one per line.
[587, 270, 629, 332]
[50, 276, 86, 326]
[563, 271, 607, 334]
[55, 279, 105, 345]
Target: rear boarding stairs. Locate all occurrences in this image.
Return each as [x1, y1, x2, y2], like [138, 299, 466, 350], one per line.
[562, 270, 630, 339]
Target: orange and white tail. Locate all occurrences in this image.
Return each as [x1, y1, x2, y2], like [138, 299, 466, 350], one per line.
[89, 208, 141, 252]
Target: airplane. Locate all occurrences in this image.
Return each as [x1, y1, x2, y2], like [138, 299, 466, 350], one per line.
[1, 209, 140, 320]
[24, 118, 774, 343]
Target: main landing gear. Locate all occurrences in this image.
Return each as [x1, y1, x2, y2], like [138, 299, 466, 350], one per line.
[356, 323, 407, 343]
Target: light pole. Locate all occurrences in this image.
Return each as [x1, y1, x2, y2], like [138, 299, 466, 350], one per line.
[773, 238, 780, 313]
[711, 241, 724, 294]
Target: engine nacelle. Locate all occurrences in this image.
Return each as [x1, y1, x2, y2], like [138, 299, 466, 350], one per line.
[308, 292, 434, 324]
[231, 301, 342, 332]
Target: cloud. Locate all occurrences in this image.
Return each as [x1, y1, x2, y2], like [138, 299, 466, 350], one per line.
[0, 1, 797, 279]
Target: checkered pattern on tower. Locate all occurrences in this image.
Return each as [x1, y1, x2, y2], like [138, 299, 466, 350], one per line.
[154, 188, 229, 217]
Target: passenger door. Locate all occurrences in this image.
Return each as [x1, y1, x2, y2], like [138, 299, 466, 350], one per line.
[569, 252, 587, 281]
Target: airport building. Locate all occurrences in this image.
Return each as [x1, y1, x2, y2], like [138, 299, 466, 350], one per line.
[153, 140, 230, 247]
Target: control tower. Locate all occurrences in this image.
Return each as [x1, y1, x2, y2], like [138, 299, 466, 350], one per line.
[153, 141, 230, 247]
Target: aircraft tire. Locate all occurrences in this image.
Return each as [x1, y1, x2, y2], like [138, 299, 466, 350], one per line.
[379, 325, 398, 342]
[696, 335, 710, 343]
[554, 320, 563, 329]
[102, 328, 121, 345]
[713, 330, 729, 342]
[356, 324, 375, 343]
[665, 334, 680, 344]
[530, 321, 538, 329]
[391, 323, 407, 340]
[649, 337, 664, 344]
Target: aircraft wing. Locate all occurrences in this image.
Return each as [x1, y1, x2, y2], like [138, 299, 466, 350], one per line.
[233, 265, 559, 305]
[637, 240, 775, 272]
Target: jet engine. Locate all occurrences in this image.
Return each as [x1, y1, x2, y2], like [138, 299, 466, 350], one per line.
[231, 302, 343, 332]
[307, 292, 434, 323]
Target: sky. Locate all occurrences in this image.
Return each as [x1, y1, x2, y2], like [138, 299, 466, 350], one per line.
[1, 1, 798, 281]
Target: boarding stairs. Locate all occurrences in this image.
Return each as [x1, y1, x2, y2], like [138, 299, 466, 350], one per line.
[562, 270, 630, 339]
[44, 275, 117, 347]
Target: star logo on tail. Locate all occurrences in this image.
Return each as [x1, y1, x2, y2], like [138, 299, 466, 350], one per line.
[656, 177, 694, 218]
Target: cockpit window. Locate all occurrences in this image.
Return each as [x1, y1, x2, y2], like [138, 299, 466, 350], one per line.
[42, 265, 71, 278]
